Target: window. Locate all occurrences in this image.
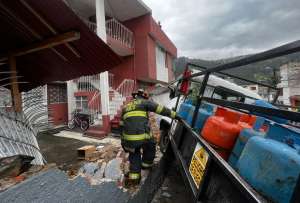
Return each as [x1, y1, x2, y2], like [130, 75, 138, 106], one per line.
[75, 96, 88, 111]
[279, 88, 283, 96]
[156, 45, 168, 82]
[48, 84, 67, 104]
[250, 86, 257, 90]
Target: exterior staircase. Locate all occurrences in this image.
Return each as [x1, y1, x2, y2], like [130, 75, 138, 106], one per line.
[84, 79, 135, 138]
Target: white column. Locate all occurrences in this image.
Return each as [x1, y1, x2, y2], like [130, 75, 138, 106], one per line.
[96, 0, 107, 42]
[67, 80, 77, 120]
[100, 71, 110, 116]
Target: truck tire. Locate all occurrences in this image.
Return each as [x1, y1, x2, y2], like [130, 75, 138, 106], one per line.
[159, 128, 169, 153]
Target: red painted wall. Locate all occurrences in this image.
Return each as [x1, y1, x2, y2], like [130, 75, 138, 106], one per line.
[124, 14, 177, 84]
[49, 103, 68, 125]
[147, 36, 157, 81]
[109, 56, 134, 88]
[106, 14, 178, 91]
[149, 16, 177, 57]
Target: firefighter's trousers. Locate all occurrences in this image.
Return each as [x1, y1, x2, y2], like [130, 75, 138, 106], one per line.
[122, 139, 156, 176]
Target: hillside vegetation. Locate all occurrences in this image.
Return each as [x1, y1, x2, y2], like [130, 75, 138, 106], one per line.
[174, 52, 300, 85]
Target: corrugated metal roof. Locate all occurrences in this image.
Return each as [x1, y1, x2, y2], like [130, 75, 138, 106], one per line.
[0, 0, 122, 91]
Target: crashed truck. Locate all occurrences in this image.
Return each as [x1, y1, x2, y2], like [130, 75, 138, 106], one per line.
[155, 40, 300, 203]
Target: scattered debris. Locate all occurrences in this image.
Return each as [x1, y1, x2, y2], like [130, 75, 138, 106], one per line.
[77, 145, 96, 160]
[0, 155, 34, 179]
[149, 113, 161, 143]
[78, 162, 98, 177]
[0, 163, 56, 192]
[104, 158, 123, 181]
[161, 192, 172, 198]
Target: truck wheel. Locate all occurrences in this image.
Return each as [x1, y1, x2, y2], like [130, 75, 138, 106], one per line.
[159, 128, 169, 153]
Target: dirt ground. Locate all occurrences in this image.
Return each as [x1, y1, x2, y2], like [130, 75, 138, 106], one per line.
[37, 132, 89, 172]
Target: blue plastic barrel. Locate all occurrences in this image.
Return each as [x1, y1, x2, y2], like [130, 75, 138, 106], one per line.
[236, 136, 300, 203]
[178, 103, 195, 123]
[265, 122, 300, 149]
[186, 105, 196, 125]
[228, 117, 266, 168]
[194, 102, 215, 132]
[253, 100, 288, 124]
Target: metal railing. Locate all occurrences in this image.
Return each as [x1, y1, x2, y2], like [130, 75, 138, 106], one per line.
[116, 79, 135, 97]
[73, 73, 114, 124]
[84, 20, 97, 33]
[87, 91, 101, 125]
[74, 73, 114, 92]
[81, 17, 134, 49]
[106, 18, 134, 48]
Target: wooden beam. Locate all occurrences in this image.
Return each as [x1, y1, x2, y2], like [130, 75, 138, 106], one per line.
[9, 55, 22, 112]
[14, 31, 80, 57]
[0, 31, 80, 61]
[19, 0, 81, 58]
[0, 1, 68, 62]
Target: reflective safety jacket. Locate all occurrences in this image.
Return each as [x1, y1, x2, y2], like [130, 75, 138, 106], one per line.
[121, 98, 176, 141]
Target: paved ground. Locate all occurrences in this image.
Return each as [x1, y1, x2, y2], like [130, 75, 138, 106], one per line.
[152, 164, 194, 203]
[0, 169, 129, 203]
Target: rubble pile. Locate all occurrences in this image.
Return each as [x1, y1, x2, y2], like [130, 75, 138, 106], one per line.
[77, 144, 128, 186]
[75, 142, 163, 193]
[0, 161, 56, 192]
[149, 113, 161, 143]
[0, 133, 165, 198]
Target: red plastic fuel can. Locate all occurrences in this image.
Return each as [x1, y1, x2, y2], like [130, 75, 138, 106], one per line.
[201, 107, 244, 160]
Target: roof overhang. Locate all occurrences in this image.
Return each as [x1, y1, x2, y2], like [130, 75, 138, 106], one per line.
[0, 0, 122, 92]
[105, 0, 151, 21]
[65, 0, 151, 22]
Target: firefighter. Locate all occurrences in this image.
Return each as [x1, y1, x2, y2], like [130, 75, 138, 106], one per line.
[121, 89, 179, 186]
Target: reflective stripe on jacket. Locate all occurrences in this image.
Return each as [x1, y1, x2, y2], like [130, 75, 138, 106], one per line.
[121, 98, 176, 141]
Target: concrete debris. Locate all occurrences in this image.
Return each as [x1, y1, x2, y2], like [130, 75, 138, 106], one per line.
[162, 192, 172, 198]
[0, 155, 34, 179]
[93, 162, 106, 181]
[96, 145, 105, 151]
[104, 158, 123, 181]
[78, 162, 98, 177]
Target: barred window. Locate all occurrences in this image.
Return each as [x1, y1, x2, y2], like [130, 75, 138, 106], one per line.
[47, 84, 67, 104]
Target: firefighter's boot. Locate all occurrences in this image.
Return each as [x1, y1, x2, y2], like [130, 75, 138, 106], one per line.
[124, 172, 141, 187]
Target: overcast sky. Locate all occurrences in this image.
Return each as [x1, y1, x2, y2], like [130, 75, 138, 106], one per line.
[144, 0, 300, 60]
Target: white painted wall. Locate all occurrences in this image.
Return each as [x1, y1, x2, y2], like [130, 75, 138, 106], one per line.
[67, 80, 78, 120]
[100, 71, 110, 116]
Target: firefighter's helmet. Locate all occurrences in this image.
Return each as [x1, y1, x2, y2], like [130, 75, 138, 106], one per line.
[132, 89, 149, 99]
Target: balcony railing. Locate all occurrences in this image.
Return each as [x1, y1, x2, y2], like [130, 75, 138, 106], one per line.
[74, 73, 114, 92]
[84, 20, 97, 33]
[106, 19, 134, 49]
[82, 18, 134, 49]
